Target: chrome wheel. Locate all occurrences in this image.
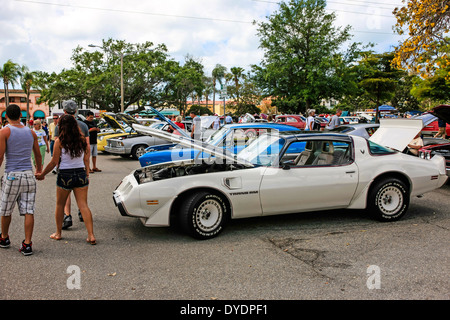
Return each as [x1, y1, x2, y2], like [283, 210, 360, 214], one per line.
[377, 186, 403, 216]
[132, 145, 146, 159]
[369, 178, 409, 222]
[195, 199, 223, 233]
[180, 192, 229, 239]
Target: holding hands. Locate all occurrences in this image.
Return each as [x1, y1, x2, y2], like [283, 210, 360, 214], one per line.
[35, 170, 45, 181]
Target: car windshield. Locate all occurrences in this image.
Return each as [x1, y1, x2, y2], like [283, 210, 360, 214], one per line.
[206, 126, 228, 146]
[150, 122, 165, 130]
[237, 134, 285, 166]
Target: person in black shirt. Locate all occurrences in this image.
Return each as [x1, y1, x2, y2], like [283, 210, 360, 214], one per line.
[84, 111, 101, 173]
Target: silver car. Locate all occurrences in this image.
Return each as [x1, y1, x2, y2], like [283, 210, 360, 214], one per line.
[105, 122, 175, 159]
[328, 123, 379, 139]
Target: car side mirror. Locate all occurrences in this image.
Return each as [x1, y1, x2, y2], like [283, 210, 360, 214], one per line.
[281, 160, 293, 170]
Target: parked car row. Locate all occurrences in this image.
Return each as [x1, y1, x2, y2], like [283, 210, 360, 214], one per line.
[111, 107, 448, 239]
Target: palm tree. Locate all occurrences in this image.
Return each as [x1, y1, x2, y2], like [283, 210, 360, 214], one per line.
[211, 64, 227, 114]
[202, 76, 213, 111]
[230, 67, 245, 104]
[1, 60, 20, 107]
[19, 65, 37, 122]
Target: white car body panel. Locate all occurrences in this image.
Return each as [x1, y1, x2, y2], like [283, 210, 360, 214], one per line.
[260, 162, 359, 215]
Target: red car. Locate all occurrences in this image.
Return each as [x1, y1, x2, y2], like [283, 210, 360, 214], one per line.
[275, 115, 306, 129]
[419, 105, 450, 177]
[421, 105, 450, 137]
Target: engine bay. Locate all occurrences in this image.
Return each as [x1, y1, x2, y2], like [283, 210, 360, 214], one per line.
[134, 161, 249, 184]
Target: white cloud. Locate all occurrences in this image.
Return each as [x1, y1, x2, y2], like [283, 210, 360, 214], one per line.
[0, 0, 406, 79]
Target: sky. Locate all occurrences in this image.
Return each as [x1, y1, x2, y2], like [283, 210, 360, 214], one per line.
[1, 0, 407, 82]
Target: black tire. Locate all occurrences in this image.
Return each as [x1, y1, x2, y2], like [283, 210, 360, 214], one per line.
[179, 191, 229, 239]
[368, 178, 409, 221]
[131, 145, 147, 160]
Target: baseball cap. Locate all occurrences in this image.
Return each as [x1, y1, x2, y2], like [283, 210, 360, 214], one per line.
[63, 100, 78, 114]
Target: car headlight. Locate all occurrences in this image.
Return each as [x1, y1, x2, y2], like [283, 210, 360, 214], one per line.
[420, 151, 431, 160]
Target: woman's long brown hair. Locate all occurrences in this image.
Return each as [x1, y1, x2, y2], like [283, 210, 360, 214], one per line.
[58, 114, 87, 158]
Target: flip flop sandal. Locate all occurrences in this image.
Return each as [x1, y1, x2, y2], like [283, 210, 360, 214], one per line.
[50, 234, 62, 240]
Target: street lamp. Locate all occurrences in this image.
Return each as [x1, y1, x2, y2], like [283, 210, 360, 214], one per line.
[88, 44, 125, 113]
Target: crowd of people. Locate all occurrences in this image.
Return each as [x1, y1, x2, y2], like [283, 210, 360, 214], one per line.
[0, 101, 97, 256]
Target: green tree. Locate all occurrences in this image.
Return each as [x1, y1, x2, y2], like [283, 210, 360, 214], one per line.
[253, 0, 356, 113]
[391, 75, 421, 112]
[39, 39, 170, 113]
[188, 104, 213, 116]
[1, 59, 21, 107]
[211, 64, 227, 112]
[229, 67, 245, 104]
[411, 66, 450, 103]
[19, 65, 38, 122]
[357, 52, 406, 121]
[202, 75, 214, 110]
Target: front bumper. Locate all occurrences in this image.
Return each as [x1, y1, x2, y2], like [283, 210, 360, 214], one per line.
[104, 146, 129, 154]
[113, 191, 129, 217]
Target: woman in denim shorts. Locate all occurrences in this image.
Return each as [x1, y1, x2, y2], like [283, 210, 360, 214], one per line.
[36, 115, 96, 244]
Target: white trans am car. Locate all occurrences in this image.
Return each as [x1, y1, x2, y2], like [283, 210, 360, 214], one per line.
[112, 119, 447, 239]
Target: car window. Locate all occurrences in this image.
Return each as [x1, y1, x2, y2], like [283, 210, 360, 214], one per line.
[281, 140, 352, 166]
[238, 135, 285, 166]
[365, 127, 378, 136]
[286, 117, 298, 123]
[368, 140, 396, 154]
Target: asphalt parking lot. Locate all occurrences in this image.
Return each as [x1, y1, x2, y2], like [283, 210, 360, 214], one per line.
[0, 152, 449, 301]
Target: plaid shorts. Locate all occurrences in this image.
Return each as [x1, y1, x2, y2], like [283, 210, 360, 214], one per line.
[0, 171, 37, 216]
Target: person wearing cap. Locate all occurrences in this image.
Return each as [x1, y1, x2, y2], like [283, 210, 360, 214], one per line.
[54, 100, 90, 229]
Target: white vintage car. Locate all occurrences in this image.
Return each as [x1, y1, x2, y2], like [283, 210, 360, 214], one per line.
[112, 119, 447, 239]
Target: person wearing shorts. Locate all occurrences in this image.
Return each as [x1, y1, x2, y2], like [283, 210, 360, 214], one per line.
[0, 104, 42, 256]
[36, 114, 96, 245]
[54, 100, 90, 228]
[84, 111, 101, 173]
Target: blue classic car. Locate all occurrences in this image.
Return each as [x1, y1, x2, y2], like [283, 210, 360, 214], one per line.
[138, 123, 300, 167]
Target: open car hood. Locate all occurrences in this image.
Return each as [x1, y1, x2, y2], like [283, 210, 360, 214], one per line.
[100, 113, 125, 131]
[133, 123, 254, 167]
[200, 116, 219, 129]
[143, 106, 190, 138]
[115, 113, 139, 131]
[369, 118, 423, 151]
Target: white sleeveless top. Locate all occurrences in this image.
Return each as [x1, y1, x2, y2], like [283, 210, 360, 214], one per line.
[59, 147, 85, 170]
